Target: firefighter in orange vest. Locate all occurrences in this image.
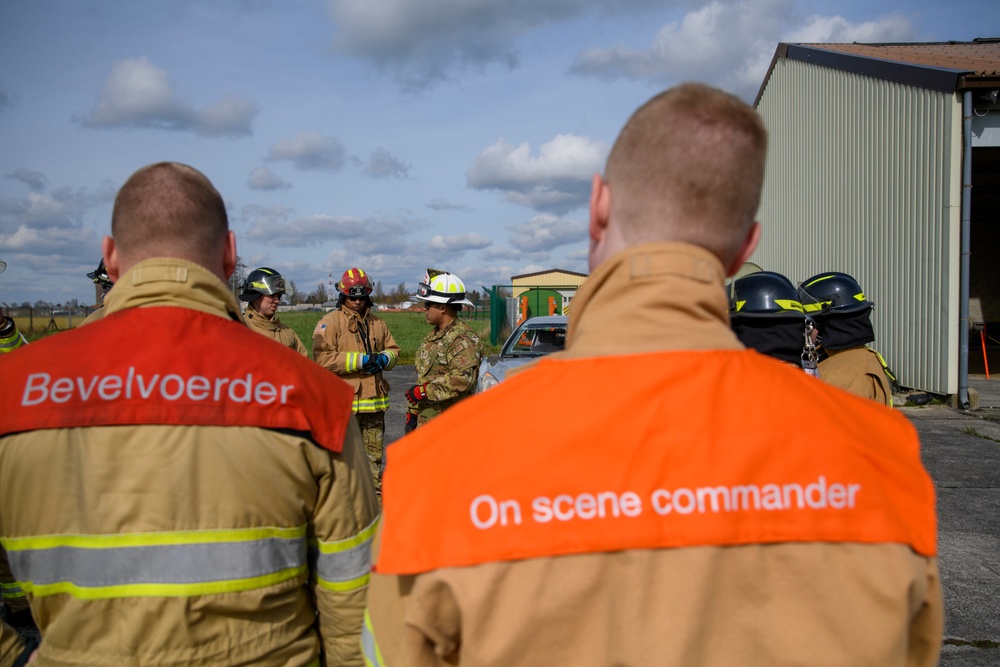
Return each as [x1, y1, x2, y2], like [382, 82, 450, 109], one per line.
[363, 84, 942, 666]
[0, 162, 378, 666]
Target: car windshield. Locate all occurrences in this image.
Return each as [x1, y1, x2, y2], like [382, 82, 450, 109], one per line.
[502, 325, 566, 358]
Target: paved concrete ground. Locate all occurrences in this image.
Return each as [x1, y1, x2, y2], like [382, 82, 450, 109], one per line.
[382, 366, 1000, 664]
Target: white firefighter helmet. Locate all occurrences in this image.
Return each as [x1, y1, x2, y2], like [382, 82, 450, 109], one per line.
[415, 268, 474, 307]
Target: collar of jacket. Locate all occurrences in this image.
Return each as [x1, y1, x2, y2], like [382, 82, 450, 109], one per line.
[244, 306, 283, 330]
[564, 242, 743, 356]
[427, 316, 460, 341]
[104, 257, 243, 322]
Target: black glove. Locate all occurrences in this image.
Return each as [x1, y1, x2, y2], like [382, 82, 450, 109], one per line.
[363, 352, 390, 374]
[404, 413, 418, 433]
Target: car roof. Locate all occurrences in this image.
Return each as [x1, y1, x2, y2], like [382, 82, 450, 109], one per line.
[519, 315, 568, 326]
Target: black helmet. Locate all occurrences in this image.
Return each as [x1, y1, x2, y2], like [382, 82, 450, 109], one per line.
[730, 271, 805, 318]
[798, 272, 873, 315]
[87, 259, 113, 290]
[239, 267, 290, 302]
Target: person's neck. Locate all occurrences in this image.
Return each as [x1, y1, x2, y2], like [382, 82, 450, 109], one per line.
[436, 313, 455, 332]
[250, 304, 273, 320]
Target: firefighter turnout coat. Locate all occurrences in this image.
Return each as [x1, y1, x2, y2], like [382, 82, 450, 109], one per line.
[819, 346, 893, 407]
[243, 305, 309, 356]
[313, 306, 400, 414]
[0, 258, 379, 667]
[363, 242, 942, 667]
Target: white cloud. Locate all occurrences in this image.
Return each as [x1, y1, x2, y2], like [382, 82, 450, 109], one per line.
[0, 224, 99, 256]
[78, 57, 257, 137]
[247, 167, 291, 191]
[467, 134, 608, 214]
[569, 0, 917, 100]
[242, 205, 423, 247]
[786, 13, 914, 43]
[480, 246, 546, 262]
[325, 0, 655, 91]
[5, 168, 47, 191]
[507, 213, 586, 253]
[363, 147, 411, 179]
[266, 132, 346, 172]
[428, 233, 493, 253]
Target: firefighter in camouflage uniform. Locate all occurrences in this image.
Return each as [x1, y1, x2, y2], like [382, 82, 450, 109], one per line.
[404, 269, 483, 433]
[313, 267, 400, 497]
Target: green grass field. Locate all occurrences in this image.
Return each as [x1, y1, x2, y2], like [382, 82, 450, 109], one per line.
[13, 309, 496, 363]
[280, 310, 496, 363]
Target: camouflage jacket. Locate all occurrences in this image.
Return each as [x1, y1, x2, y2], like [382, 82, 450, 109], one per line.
[412, 317, 482, 424]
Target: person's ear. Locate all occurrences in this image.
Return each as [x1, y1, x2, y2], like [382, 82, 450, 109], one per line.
[588, 174, 613, 270]
[589, 174, 611, 244]
[223, 231, 237, 279]
[725, 221, 761, 277]
[102, 236, 120, 282]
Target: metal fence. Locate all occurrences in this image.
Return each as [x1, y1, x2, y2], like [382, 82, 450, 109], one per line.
[5, 305, 100, 334]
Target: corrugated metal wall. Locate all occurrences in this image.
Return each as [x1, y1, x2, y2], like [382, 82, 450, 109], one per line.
[754, 58, 963, 395]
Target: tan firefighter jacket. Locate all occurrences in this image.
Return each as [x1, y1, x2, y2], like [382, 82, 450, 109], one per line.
[313, 306, 400, 414]
[0, 258, 379, 667]
[243, 304, 309, 356]
[363, 242, 942, 667]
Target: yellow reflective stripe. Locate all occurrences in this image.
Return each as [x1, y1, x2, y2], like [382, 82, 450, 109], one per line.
[346, 352, 362, 372]
[24, 565, 307, 600]
[317, 517, 379, 554]
[362, 608, 386, 667]
[353, 396, 390, 412]
[1, 580, 25, 599]
[773, 299, 804, 313]
[1, 525, 306, 551]
[801, 301, 825, 312]
[316, 573, 370, 592]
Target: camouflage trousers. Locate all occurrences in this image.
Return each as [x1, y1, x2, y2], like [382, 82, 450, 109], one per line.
[357, 411, 385, 498]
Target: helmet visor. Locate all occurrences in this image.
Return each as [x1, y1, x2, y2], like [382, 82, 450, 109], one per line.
[343, 283, 370, 297]
[250, 273, 288, 296]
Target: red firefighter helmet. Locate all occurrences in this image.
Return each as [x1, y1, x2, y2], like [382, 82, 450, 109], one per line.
[337, 268, 373, 297]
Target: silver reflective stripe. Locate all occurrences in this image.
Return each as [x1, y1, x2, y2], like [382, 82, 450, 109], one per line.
[315, 537, 371, 586]
[361, 609, 385, 666]
[1, 580, 25, 600]
[7, 534, 305, 596]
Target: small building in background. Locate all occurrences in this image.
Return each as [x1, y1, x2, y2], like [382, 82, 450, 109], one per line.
[510, 269, 588, 322]
[752, 38, 1000, 404]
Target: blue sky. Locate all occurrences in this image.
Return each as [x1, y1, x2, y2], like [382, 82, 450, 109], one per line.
[0, 0, 989, 305]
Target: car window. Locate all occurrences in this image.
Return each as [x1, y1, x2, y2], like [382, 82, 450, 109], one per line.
[503, 325, 566, 357]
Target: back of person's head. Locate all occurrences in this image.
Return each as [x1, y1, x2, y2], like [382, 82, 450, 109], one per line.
[605, 83, 767, 265]
[111, 162, 229, 269]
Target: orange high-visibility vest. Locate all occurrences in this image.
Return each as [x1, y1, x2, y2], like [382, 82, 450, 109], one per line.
[376, 349, 936, 574]
[1, 307, 354, 452]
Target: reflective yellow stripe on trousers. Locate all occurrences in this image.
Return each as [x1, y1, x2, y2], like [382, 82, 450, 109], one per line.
[361, 608, 386, 667]
[2, 526, 311, 599]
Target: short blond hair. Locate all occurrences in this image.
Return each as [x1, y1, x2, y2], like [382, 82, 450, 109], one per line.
[111, 162, 228, 266]
[605, 83, 767, 263]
